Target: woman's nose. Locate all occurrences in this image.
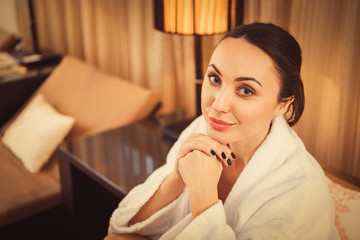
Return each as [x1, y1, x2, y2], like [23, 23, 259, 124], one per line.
[212, 88, 232, 113]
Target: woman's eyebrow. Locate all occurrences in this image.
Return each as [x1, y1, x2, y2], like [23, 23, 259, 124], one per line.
[209, 63, 263, 87]
[209, 64, 222, 76]
[235, 77, 263, 87]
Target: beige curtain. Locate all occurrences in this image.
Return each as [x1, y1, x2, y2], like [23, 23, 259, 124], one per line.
[244, 0, 360, 180]
[15, 0, 197, 116]
[15, 0, 360, 180]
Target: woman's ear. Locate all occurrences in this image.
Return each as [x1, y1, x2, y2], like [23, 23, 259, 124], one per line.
[274, 96, 295, 116]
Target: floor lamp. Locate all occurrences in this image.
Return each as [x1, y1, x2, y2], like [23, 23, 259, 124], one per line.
[154, 0, 243, 141]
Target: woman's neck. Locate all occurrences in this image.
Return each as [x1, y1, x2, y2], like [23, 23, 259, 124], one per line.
[228, 123, 271, 171]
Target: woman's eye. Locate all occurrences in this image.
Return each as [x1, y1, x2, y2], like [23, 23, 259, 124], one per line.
[238, 86, 255, 97]
[208, 74, 221, 85]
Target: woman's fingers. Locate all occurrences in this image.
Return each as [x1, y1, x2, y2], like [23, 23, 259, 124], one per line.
[213, 144, 236, 167]
[177, 133, 236, 167]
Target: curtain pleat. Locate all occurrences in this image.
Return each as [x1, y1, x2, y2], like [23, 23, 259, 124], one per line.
[79, 0, 98, 66]
[15, 0, 32, 50]
[64, 0, 83, 59]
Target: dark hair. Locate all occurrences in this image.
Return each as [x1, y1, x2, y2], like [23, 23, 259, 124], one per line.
[221, 22, 304, 126]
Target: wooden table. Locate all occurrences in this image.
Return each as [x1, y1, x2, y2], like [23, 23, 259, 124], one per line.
[56, 112, 192, 237]
[57, 117, 173, 215]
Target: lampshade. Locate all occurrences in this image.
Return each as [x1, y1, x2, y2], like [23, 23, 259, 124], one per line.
[153, 0, 243, 117]
[154, 0, 243, 36]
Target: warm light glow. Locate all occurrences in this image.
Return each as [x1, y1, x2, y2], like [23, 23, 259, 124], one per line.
[162, 0, 232, 35]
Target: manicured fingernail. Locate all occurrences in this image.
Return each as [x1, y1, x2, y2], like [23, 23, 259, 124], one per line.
[211, 150, 216, 156]
[227, 159, 232, 166]
[231, 152, 236, 159]
[221, 152, 226, 159]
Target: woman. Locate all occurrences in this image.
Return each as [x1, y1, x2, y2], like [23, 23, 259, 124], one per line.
[105, 23, 339, 239]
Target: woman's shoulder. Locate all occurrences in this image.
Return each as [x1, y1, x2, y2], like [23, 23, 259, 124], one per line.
[263, 116, 326, 182]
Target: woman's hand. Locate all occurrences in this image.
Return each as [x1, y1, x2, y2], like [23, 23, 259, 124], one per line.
[178, 150, 223, 193]
[170, 133, 236, 219]
[178, 150, 223, 219]
[174, 133, 236, 171]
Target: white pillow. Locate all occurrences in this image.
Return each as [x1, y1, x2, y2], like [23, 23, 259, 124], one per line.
[1, 93, 75, 173]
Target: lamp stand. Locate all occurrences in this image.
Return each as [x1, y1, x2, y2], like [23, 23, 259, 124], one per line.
[194, 35, 203, 116]
[28, 0, 39, 53]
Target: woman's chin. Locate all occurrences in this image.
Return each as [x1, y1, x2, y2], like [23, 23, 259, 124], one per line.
[206, 127, 229, 145]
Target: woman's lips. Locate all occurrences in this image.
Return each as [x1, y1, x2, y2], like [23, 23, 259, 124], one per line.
[209, 117, 234, 130]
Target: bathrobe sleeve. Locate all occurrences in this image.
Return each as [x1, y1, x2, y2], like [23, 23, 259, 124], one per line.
[160, 201, 236, 240]
[108, 117, 204, 239]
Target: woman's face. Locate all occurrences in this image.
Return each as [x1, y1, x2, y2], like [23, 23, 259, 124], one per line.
[201, 37, 286, 145]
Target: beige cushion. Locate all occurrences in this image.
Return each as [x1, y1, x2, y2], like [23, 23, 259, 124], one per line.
[37, 55, 160, 138]
[328, 177, 360, 240]
[1, 94, 75, 173]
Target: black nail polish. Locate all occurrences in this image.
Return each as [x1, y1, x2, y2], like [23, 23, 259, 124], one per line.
[211, 150, 216, 156]
[227, 159, 232, 166]
[221, 152, 226, 159]
[231, 152, 236, 159]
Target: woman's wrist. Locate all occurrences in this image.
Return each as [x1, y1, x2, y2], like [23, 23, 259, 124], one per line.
[129, 170, 186, 225]
[167, 169, 186, 193]
[189, 187, 219, 219]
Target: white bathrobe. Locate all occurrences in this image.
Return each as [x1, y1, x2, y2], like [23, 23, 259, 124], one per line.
[108, 115, 339, 239]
